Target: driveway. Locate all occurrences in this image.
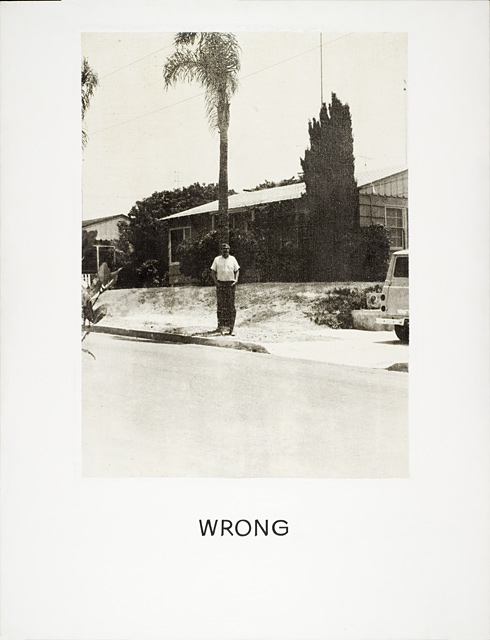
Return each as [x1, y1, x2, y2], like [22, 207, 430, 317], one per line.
[264, 328, 408, 369]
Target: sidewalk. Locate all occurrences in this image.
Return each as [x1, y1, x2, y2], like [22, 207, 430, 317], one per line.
[263, 330, 408, 370]
[88, 283, 408, 370]
[91, 314, 408, 371]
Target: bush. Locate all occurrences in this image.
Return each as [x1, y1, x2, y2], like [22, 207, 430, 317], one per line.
[178, 232, 219, 285]
[136, 259, 168, 287]
[175, 221, 390, 286]
[177, 228, 262, 285]
[306, 285, 382, 329]
[343, 225, 391, 281]
[115, 217, 169, 289]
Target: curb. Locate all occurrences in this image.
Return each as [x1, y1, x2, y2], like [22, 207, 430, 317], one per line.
[89, 324, 270, 355]
[386, 362, 409, 373]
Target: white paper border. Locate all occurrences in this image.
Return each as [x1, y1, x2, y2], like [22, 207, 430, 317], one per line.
[1, 2, 489, 639]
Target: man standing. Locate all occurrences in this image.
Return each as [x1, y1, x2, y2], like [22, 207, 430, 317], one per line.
[210, 243, 240, 335]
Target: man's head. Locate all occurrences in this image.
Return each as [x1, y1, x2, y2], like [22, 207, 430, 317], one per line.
[221, 243, 230, 257]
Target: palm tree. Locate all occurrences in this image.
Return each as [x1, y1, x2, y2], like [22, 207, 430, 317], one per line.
[163, 33, 240, 244]
[81, 57, 99, 148]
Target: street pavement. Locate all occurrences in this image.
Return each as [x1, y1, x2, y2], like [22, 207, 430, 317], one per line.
[83, 333, 408, 478]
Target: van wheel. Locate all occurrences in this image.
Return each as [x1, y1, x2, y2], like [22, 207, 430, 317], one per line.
[395, 324, 409, 343]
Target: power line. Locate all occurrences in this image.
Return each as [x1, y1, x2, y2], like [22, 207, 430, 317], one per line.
[320, 34, 323, 105]
[98, 42, 175, 79]
[239, 33, 352, 82]
[98, 33, 350, 82]
[89, 90, 206, 135]
[88, 33, 354, 137]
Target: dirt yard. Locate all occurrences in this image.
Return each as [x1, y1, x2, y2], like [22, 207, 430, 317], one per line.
[95, 282, 383, 343]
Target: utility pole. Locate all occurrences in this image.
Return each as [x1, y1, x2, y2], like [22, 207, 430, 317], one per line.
[403, 78, 407, 165]
[174, 170, 181, 189]
[320, 33, 324, 105]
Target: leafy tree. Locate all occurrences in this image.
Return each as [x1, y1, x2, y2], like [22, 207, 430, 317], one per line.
[82, 229, 98, 274]
[137, 182, 223, 219]
[116, 183, 223, 287]
[247, 176, 303, 192]
[81, 57, 99, 148]
[82, 229, 98, 259]
[301, 93, 359, 281]
[163, 33, 241, 245]
[117, 206, 168, 288]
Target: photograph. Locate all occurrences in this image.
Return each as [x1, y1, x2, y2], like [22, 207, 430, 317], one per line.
[81, 31, 409, 478]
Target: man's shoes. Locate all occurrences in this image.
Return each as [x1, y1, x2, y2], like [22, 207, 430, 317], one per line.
[229, 331, 235, 336]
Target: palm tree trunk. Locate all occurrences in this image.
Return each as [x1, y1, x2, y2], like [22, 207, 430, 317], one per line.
[218, 127, 229, 245]
[218, 102, 230, 245]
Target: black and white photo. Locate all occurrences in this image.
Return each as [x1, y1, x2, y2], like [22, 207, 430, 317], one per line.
[81, 31, 410, 478]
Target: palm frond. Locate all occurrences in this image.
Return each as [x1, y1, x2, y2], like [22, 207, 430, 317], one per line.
[174, 32, 198, 47]
[163, 32, 240, 131]
[163, 49, 201, 87]
[81, 57, 99, 119]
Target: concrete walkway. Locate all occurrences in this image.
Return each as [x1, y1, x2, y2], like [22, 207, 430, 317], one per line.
[265, 328, 408, 370]
[89, 321, 408, 371]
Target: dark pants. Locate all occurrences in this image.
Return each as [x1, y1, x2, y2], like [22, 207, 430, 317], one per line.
[216, 281, 236, 331]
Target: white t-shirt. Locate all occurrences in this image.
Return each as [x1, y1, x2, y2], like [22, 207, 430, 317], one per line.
[211, 255, 240, 281]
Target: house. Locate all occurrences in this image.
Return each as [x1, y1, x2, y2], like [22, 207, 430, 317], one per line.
[82, 213, 129, 280]
[358, 167, 408, 251]
[162, 183, 308, 284]
[82, 213, 129, 241]
[162, 167, 408, 284]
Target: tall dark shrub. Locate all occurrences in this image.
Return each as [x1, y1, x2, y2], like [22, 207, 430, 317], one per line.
[251, 205, 302, 282]
[301, 93, 359, 281]
[340, 224, 390, 281]
[356, 225, 391, 281]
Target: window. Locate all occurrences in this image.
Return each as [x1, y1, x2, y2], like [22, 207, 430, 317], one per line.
[385, 208, 405, 249]
[393, 255, 409, 278]
[82, 244, 116, 274]
[169, 227, 190, 264]
[97, 245, 116, 270]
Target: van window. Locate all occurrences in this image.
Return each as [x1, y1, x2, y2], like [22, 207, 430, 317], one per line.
[393, 256, 409, 278]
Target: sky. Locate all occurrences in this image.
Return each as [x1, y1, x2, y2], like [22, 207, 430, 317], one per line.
[82, 32, 407, 221]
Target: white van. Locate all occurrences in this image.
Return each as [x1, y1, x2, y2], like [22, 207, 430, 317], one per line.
[376, 249, 409, 342]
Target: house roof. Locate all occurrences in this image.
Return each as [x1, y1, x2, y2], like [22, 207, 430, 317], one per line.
[82, 214, 129, 227]
[161, 166, 408, 222]
[162, 182, 306, 221]
[356, 165, 407, 187]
